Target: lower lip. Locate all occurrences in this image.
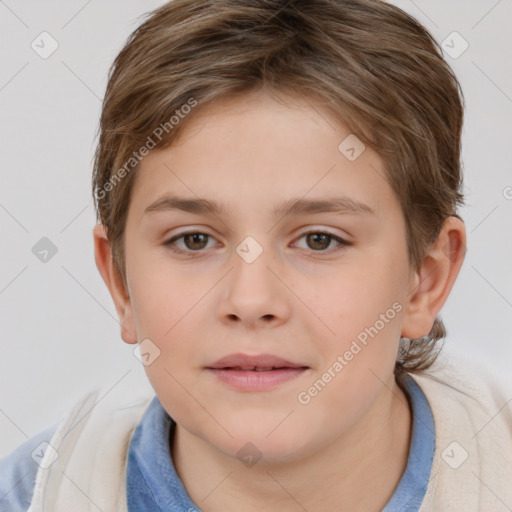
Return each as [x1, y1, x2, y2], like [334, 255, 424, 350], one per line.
[206, 368, 308, 391]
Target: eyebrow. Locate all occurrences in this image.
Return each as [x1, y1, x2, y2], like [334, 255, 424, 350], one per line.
[143, 194, 376, 219]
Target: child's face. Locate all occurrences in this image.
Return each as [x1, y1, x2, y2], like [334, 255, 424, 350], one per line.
[118, 90, 416, 461]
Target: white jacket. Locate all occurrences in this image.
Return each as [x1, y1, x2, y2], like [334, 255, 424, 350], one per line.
[27, 391, 153, 512]
[27, 354, 512, 511]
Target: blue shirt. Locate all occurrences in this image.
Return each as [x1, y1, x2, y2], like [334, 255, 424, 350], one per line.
[0, 373, 434, 512]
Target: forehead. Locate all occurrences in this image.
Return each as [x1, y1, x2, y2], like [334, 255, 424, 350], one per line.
[128, 90, 398, 222]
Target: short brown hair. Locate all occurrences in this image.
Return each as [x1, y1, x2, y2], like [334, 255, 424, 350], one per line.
[92, 0, 465, 376]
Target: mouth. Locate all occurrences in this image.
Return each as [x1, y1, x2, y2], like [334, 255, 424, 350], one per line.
[207, 352, 308, 370]
[205, 354, 309, 391]
[210, 365, 306, 371]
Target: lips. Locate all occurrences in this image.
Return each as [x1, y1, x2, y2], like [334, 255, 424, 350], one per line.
[206, 353, 309, 391]
[207, 353, 308, 371]
[225, 366, 282, 371]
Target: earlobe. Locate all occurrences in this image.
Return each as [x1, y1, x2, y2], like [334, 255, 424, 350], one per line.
[401, 216, 466, 339]
[92, 224, 138, 344]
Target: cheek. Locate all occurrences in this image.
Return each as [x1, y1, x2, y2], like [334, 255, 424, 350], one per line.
[318, 259, 406, 368]
[128, 255, 200, 336]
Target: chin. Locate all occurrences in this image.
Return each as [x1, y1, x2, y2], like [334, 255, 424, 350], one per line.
[212, 423, 314, 465]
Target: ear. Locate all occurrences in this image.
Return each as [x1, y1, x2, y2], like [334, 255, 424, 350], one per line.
[93, 224, 138, 344]
[401, 216, 467, 339]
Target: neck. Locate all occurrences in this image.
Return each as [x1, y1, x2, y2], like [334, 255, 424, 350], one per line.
[171, 374, 411, 512]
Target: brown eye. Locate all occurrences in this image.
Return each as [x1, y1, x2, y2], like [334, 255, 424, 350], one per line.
[182, 233, 209, 250]
[306, 233, 332, 251]
[165, 232, 214, 253]
[295, 230, 350, 253]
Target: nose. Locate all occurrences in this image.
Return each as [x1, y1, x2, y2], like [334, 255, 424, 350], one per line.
[216, 243, 291, 329]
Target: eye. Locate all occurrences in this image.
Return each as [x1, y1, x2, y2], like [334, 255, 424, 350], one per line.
[164, 231, 217, 253]
[293, 230, 350, 252]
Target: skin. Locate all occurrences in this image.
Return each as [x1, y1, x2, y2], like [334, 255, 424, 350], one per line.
[94, 88, 466, 511]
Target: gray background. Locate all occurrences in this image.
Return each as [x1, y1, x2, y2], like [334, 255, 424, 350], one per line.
[1, 0, 511, 457]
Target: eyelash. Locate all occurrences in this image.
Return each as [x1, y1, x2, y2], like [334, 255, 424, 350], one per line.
[164, 229, 351, 255]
